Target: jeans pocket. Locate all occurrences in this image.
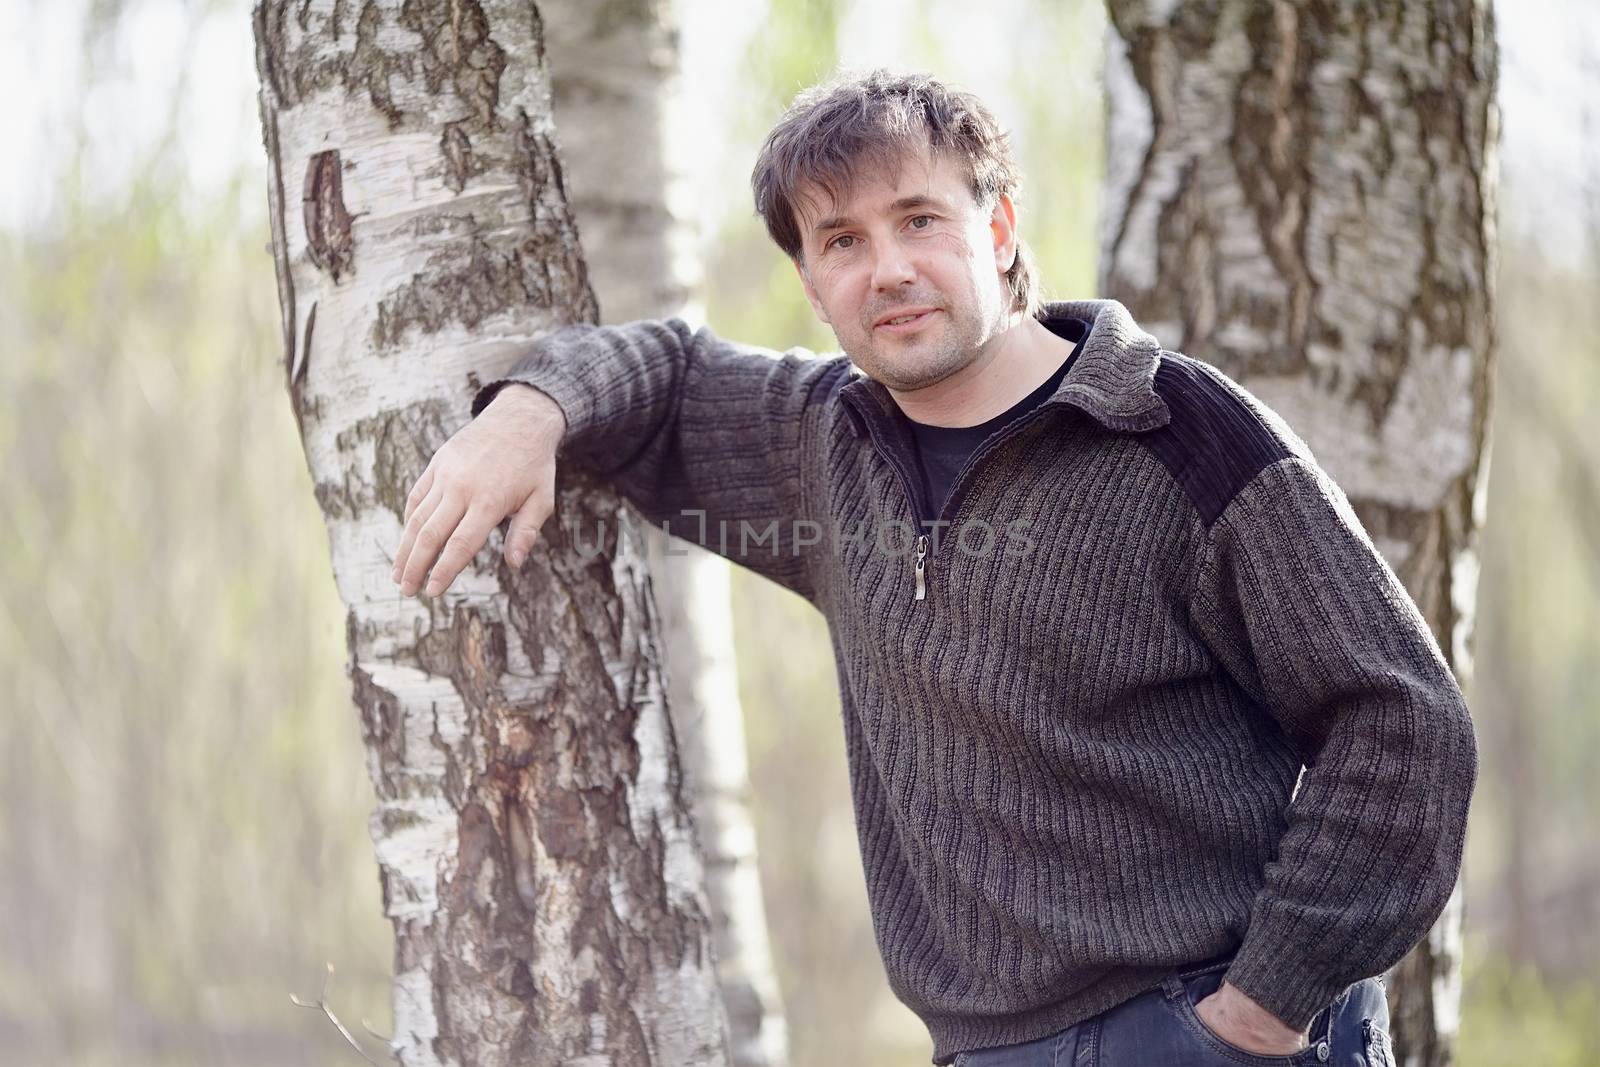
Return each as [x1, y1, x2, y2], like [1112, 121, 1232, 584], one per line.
[1166, 969, 1322, 1066]
[1362, 1018, 1396, 1067]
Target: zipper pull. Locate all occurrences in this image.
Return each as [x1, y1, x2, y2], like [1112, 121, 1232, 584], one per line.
[913, 534, 928, 601]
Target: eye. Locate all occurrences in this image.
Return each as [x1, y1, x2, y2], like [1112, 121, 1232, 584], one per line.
[826, 234, 856, 251]
[908, 215, 934, 230]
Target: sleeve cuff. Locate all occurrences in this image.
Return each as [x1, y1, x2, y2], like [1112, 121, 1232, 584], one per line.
[469, 366, 590, 449]
[1222, 917, 1351, 1034]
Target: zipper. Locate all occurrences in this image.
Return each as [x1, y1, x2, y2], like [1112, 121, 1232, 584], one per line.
[868, 437, 934, 603]
[913, 534, 927, 600]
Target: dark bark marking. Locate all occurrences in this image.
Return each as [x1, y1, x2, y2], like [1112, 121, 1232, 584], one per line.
[398, 0, 507, 133]
[505, 796, 541, 915]
[252, 8, 296, 397]
[441, 122, 475, 194]
[350, 610, 407, 802]
[370, 229, 595, 349]
[414, 604, 509, 710]
[315, 400, 451, 524]
[1227, 1, 1318, 358]
[255, 1, 289, 101]
[432, 786, 546, 1057]
[294, 300, 315, 387]
[311, 478, 357, 522]
[352, 0, 407, 128]
[447, 802, 502, 912]
[370, 108, 597, 350]
[287, 299, 315, 444]
[534, 784, 590, 861]
[261, 0, 420, 129]
[303, 150, 355, 281]
[498, 957, 537, 1000]
[511, 108, 601, 323]
[1102, 12, 1163, 290]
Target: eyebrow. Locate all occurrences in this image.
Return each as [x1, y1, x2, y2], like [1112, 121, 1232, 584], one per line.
[811, 194, 952, 236]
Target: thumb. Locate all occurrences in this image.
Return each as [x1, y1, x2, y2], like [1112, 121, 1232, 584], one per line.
[504, 489, 553, 568]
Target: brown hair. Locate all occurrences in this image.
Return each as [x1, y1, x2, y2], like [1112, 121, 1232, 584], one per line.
[751, 68, 1041, 318]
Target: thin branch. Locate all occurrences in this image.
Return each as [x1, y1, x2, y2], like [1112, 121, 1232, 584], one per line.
[290, 962, 393, 1065]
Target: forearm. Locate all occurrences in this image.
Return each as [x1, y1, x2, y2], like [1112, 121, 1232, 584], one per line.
[1222, 672, 1476, 1029]
[471, 317, 847, 598]
[1192, 456, 1480, 1030]
[480, 381, 568, 438]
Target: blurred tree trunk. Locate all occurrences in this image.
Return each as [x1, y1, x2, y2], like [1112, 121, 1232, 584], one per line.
[540, 3, 790, 1065]
[251, 2, 731, 1064]
[1100, 3, 1497, 1066]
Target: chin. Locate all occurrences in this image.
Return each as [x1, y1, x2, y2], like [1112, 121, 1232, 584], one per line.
[878, 359, 959, 392]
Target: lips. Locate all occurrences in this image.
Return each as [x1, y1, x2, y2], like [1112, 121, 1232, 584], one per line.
[872, 307, 940, 332]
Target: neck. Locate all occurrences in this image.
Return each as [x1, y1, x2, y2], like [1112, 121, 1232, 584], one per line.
[888, 314, 1074, 428]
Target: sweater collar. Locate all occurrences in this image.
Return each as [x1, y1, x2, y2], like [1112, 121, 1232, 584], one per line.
[838, 298, 1171, 439]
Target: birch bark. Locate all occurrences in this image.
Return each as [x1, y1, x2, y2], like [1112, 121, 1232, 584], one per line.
[1100, 4, 1497, 1065]
[252, 2, 731, 1062]
[540, 2, 789, 1063]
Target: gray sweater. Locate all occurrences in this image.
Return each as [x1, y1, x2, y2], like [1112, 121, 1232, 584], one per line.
[471, 298, 1479, 1064]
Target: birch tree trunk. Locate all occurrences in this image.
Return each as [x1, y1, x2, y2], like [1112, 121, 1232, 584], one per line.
[1100, 4, 1497, 1066]
[252, 3, 731, 1063]
[539, 3, 790, 1065]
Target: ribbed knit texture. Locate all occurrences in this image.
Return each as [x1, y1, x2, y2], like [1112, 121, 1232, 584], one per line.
[472, 299, 1479, 1065]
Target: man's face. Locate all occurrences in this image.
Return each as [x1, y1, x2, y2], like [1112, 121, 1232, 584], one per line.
[791, 144, 1018, 392]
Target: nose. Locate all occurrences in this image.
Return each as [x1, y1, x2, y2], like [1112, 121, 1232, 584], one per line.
[869, 237, 916, 291]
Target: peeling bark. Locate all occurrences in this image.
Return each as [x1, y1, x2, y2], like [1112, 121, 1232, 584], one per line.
[1101, 3, 1497, 1065]
[253, 2, 732, 1063]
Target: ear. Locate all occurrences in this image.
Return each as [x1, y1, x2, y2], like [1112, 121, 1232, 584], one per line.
[793, 256, 832, 325]
[989, 192, 1019, 275]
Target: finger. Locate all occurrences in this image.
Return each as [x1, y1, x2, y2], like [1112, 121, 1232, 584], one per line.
[403, 464, 436, 526]
[393, 480, 445, 587]
[424, 501, 501, 597]
[503, 487, 554, 568]
[399, 491, 464, 597]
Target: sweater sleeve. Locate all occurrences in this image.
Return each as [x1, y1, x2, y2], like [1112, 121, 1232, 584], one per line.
[470, 318, 846, 602]
[1187, 454, 1480, 1032]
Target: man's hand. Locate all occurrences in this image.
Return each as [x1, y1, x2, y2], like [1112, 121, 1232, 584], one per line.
[391, 384, 567, 597]
[1193, 981, 1309, 1056]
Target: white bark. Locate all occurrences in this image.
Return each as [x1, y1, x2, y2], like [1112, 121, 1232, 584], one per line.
[1101, 3, 1497, 1065]
[253, 2, 731, 1063]
[539, 4, 790, 1063]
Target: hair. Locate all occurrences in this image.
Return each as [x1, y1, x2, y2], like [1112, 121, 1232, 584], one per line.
[751, 68, 1042, 319]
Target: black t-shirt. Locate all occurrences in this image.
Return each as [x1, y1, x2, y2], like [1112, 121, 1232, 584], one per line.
[905, 316, 1088, 531]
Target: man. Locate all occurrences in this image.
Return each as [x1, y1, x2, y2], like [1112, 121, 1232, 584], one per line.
[391, 70, 1474, 1066]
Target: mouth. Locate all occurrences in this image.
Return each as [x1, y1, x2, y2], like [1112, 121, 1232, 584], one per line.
[872, 308, 940, 334]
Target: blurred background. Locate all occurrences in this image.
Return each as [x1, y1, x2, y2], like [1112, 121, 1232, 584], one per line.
[2, 0, 1597, 1064]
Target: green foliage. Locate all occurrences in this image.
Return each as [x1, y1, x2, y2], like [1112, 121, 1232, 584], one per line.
[0, 13, 390, 1063]
[1459, 947, 1600, 1067]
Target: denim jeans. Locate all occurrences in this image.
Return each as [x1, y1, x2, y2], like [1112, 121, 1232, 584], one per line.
[953, 953, 1395, 1067]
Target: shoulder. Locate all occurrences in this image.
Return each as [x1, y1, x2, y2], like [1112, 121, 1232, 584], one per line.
[800, 351, 857, 398]
[1138, 350, 1317, 527]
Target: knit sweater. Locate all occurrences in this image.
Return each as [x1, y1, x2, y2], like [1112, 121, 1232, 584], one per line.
[470, 298, 1479, 1064]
